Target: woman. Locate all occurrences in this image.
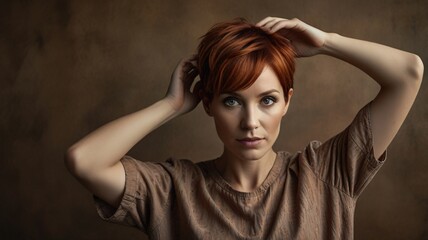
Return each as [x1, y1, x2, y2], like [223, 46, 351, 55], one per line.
[65, 17, 423, 239]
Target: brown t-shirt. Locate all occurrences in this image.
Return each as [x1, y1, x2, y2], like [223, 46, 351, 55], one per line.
[93, 101, 387, 239]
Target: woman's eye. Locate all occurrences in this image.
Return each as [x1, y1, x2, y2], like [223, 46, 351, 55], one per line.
[261, 96, 277, 106]
[223, 97, 240, 107]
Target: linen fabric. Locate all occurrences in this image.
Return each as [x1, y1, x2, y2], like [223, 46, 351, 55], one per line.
[93, 101, 387, 239]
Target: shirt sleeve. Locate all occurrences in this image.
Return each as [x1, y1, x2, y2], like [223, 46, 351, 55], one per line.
[92, 156, 174, 232]
[303, 100, 387, 198]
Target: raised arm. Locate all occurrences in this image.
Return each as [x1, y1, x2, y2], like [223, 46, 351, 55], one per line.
[258, 17, 424, 160]
[65, 57, 200, 207]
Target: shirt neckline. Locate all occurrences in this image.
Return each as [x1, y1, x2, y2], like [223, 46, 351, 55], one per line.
[204, 151, 286, 198]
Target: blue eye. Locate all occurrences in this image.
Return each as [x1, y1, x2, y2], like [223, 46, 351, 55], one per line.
[261, 96, 277, 106]
[223, 97, 240, 107]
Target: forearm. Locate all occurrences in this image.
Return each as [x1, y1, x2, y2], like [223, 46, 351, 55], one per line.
[66, 98, 177, 175]
[320, 33, 423, 87]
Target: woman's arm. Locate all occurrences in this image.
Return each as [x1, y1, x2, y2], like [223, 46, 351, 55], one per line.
[65, 57, 200, 207]
[320, 33, 423, 160]
[258, 17, 424, 160]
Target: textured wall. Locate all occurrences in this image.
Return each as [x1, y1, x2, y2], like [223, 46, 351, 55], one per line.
[1, 0, 427, 239]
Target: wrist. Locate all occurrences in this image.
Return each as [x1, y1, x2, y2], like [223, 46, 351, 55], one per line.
[318, 32, 340, 56]
[160, 97, 182, 118]
[136, 98, 180, 127]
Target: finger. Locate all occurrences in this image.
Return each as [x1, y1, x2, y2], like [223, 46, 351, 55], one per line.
[182, 62, 197, 76]
[258, 18, 281, 30]
[184, 55, 199, 68]
[189, 54, 198, 63]
[256, 16, 274, 27]
[260, 19, 278, 30]
[264, 19, 283, 31]
[258, 17, 289, 29]
[184, 67, 199, 89]
[180, 55, 196, 68]
[256, 16, 287, 27]
[187, 67, 199, 81]
[270, 18, 300, 33]
[174, 58, 186, 71]
[183, 61, 193, 71]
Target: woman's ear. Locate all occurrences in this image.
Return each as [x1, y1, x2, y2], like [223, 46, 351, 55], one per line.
[282, 88, 293, 116]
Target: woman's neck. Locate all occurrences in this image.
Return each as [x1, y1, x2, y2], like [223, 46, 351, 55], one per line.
[214, 149, 277, 192]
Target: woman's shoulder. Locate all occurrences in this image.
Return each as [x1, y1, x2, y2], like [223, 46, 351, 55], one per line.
[275, 140, 325, 173]
[277, 140, 323, 160]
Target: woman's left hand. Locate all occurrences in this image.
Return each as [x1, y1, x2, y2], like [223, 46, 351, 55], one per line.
[257, 17, 328, 57]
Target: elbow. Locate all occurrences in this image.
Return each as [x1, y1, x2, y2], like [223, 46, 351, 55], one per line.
[408, 54, 424, 83]
[64, 146, 78, 175]
[64, 146, 86, 177]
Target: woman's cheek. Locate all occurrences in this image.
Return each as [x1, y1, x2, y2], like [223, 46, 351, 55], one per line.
[214, 113, 237, 140]
[264, 108, 285, 135]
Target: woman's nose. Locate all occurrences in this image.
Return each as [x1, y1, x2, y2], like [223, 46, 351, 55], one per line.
[240, 106, 260, 130]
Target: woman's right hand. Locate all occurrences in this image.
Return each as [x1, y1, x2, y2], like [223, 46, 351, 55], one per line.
[256, 17, 328, 57]
[164, 56, 202, 117]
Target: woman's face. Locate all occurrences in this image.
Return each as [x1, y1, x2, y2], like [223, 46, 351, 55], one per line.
[206, 65, 293, 162]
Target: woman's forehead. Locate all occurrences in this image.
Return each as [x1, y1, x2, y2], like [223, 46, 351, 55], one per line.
[225, 66, 284, 96]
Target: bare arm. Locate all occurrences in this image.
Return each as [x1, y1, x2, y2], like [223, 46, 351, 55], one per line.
[258, 17, 424, 160]
[65, 58, 200, 207]
[320, 33, 423, 159]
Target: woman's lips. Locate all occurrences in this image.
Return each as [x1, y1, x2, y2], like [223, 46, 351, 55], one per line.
[237, 137, 264, 148]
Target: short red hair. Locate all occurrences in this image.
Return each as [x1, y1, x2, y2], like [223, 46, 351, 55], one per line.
[196, 18, 295, 103]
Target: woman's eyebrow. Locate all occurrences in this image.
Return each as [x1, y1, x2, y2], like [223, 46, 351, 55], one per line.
[221, 89, 280, 98]
[257, 89, 280, 97]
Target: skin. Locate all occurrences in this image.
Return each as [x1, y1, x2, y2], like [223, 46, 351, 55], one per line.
[65, 17, 423, 208]
[207, 66, 293, 192]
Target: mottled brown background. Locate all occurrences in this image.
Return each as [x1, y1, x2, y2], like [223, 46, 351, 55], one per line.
[1, 0, 427, 239]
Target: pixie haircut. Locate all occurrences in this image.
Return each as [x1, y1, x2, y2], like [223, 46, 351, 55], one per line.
[196, 18, 296, 103]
